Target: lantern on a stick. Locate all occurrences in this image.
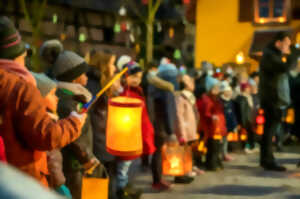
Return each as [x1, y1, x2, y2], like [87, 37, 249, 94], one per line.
[162, 142, 192, 176]
[106, 97, 143, 156]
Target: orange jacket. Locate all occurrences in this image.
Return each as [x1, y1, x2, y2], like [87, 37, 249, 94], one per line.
[0, 68, 82, 187]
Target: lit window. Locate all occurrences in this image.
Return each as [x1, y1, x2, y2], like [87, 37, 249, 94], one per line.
[254, 0, 290, 24]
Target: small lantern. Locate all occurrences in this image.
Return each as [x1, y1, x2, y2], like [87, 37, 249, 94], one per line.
[82, 165, 109, 199]
[162, 142, 192, 176]
[227, 132, 239, 142]
[285, 108, 295, 124]
[240, 129, 248, 142]
[106, 97, 143, 156]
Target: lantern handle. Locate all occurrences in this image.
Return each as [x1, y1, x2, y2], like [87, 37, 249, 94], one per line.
[80, 67, 128, 113]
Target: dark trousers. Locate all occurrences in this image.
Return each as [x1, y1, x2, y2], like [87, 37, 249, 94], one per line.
[246, 125, 255, 149]
[260, 106, 283, 165]
[151, 134, 165, 184]
[205, 139, 222, 170]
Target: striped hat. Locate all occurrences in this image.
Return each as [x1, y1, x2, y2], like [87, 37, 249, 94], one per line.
[0, 16, 26, 59]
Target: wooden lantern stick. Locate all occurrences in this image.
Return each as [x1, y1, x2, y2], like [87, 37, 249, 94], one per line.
[80, 67, 128, 113]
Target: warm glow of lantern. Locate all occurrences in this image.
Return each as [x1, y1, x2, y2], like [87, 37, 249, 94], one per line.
[162, 143, 192, 176]
[240, 134, 247, 141]
[259, 18, 266, 24]
[106, 97, 143, 156]
[278, 17, 286, 23]
[236, 52, 245, 64]
[286, 108, 295, 124]
[256, 125, 264, 136]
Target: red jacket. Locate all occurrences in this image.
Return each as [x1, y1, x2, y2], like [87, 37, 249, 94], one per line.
[197, 94, 227, 139]
[0, 136, 6, 162]
[121, 87, 156, 156]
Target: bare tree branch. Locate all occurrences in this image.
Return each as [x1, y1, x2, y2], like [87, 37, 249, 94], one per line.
[150, 0, 162, 20]
[122, 0, 146, 23]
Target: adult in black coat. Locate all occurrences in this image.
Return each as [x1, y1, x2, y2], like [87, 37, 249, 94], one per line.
[259, 32, 299, 171]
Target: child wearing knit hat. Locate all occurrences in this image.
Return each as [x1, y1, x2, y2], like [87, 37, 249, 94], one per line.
[220, 81, 238, 161]
[197, 77, 227, 171]
[32, 72, 72, 198]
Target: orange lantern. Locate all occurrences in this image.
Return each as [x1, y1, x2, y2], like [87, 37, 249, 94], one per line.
[162, 142, 192, 176]
[240, 129, 248, 141]
[256, 125, 264, 136]
[286, 108, 295, 124]
[82, 165, 109, 199]
[106, 97, 143, 156]
[227, 132, 239, 142]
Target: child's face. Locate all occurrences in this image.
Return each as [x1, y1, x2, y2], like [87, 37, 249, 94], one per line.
[73, 73, 88, 86]
[211, 85, 220, 96]
[126, 72, 143, 87]
[223, 90, 232, 98]
[251, 85, 258, 94]
[244, 87, 251, 94]
[45, 88, 58, 113]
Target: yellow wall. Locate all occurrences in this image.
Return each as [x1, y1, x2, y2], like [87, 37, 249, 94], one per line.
[195, 0, 300, 70]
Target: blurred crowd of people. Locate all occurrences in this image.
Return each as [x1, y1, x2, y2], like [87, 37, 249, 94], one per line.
[1, 16, 300, 199]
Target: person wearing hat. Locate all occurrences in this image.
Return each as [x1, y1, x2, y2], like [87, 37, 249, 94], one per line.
[197, 77, 226, 171]
[220, 81, 237, 161]
[53, 50, 99, 199]
[0, 16, 86, 187]
[32, 72, 72, 198]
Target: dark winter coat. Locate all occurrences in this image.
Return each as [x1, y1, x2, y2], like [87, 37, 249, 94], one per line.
[235, 95, 254, 128]
[0, 68, 81, 187]
[220, 97, 238, 132]
[56, 89, 95, 172]
[259, 45, 299, 109]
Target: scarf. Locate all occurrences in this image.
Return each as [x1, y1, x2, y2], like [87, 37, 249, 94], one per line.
[0, 59, 36, 86]
[220, 94, 231, 102]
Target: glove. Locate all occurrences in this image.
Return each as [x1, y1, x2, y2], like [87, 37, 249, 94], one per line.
[83, 158, 101, 174]
[70, 111, 87, 126]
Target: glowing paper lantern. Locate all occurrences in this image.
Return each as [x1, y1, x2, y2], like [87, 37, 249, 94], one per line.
[227, 132, 239, 142]
[162, 142, 192, 176]
[82, 165, 109, 199]
[286, 108, 295, 124]
[182, 0, 190, 4]
[106, 97, 143, 156]
[174, 49, 182, 60]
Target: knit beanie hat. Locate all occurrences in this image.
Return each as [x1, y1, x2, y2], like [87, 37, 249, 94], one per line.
[32, 72, 57, 97]
[0, 16, 26, 59]
[117, 55, 131, 71]
[40, 40, 63, 65]
[240, 82, 251, 92]
[52, 51, 89, 82]
[123, 61, 142, 75]
[220, 81, 232, 92]
[205, 76, 219, 91]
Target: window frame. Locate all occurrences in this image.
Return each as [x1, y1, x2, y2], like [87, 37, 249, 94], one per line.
[254, 0, 291, 25]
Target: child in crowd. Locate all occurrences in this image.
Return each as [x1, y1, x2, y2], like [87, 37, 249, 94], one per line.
[235, 83, 256, 153]
[116, 61, 156, 199]
[197, 77, 227, 171]
[52, 51, 99, 199]
[220, 81, 238, 161]
[32, 72, 72, 198]
[175, 75, 205, 176]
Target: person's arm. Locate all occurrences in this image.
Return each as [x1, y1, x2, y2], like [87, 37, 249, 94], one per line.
[262, 49, 298, 75]
[13, 82, 84, 151]
[147, 73, 174, 92]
